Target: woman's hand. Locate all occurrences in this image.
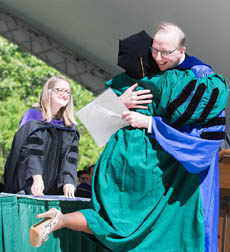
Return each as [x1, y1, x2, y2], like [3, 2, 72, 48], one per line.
[31, 175, 44, 196]
[119, 83, 153, 109]
[122, 111, 150, 129]
[63, 184, 75, 198]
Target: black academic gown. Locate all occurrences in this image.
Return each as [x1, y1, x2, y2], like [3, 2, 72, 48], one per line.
[3, 120, 79, 195]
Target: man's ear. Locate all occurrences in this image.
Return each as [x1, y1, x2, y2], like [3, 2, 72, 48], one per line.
[181, 46, 186, 54]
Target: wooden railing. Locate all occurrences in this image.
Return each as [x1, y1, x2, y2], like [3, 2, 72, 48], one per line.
[218, 150, 230, 252]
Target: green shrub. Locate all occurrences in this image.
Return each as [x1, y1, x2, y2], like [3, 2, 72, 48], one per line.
[0, 36, 103, 180]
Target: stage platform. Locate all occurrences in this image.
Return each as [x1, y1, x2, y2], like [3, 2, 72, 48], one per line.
[0, 193, 110, 252]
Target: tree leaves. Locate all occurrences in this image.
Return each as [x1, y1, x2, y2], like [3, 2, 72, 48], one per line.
[0, 36, 104, 180]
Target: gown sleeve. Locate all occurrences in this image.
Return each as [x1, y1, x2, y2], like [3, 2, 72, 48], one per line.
[162, 71, 228, 127]
[20, 130, 44, 182]
[57, 130, 79, 189]
[138, 70, 228, 128]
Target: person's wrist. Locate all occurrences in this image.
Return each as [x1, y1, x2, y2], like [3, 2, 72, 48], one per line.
[119, 95, 126, 106]
[32, 174, 42, 181]
[144, 116, 149, 129]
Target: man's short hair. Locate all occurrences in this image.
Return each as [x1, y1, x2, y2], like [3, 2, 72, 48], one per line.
[154, 22, 186, 48]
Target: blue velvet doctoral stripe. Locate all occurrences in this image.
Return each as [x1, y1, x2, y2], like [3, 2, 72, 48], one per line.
[177, 56, 213, 71]
[150, 116, 223, 252]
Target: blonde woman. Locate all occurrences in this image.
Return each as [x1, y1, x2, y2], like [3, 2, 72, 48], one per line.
[3, 76, 79, 197]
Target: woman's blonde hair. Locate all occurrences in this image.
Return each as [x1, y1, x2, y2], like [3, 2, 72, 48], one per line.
[34, 75, 76, 127]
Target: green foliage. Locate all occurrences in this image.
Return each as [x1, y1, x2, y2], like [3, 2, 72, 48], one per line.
[0, 36, 104, 180]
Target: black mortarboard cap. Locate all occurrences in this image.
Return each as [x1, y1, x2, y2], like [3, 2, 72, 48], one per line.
[118, 30, 159, 79]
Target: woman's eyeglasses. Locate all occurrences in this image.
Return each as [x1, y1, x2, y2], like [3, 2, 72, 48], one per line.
[50, 88, 72, 96]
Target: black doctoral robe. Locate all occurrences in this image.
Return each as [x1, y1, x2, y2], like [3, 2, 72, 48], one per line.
[3, 118, 79, 195]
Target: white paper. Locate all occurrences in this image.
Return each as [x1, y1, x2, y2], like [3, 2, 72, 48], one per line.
[76, 88, 129, 147]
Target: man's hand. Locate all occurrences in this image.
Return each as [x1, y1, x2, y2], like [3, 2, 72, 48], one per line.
[63, 184, 75, 198]
[122, 111, 149, 129]
[31, 175, 44, 196]
[119, 83, 153, 109]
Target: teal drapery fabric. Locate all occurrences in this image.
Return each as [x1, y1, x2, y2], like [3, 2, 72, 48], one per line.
[0, 195, 19, 252]
[0, 194, 110, 252]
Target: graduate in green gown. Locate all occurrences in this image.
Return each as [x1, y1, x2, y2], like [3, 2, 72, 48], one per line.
[31, 23, 228, 252]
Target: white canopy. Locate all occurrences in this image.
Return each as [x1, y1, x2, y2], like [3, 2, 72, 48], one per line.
[0, 0, 229, 130]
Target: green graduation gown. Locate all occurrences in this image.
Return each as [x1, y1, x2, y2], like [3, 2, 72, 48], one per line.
[80, 69, 228, 252]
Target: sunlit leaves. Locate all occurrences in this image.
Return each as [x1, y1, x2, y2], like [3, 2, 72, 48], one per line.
[0, 36, 104, 179]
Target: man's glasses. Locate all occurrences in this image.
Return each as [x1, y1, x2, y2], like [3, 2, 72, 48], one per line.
[50, 88, 72, 96]
[150, 47, 178, 58]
